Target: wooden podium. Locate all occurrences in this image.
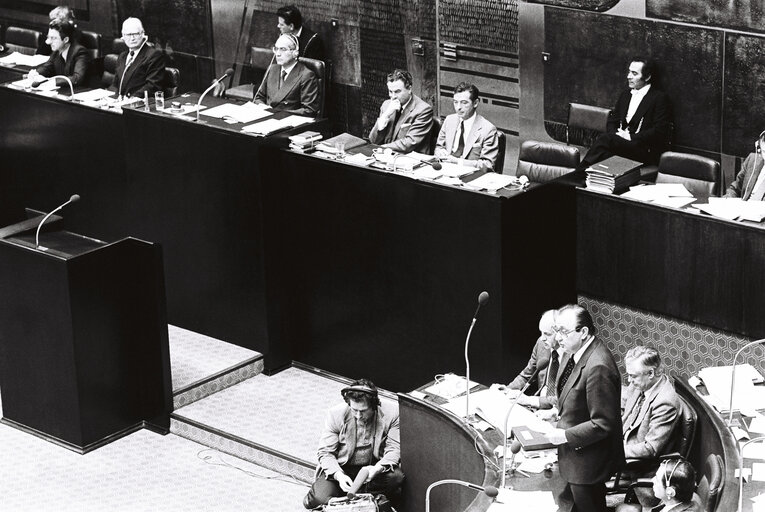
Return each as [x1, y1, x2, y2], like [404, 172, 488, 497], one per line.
[0, 216, 172, 453]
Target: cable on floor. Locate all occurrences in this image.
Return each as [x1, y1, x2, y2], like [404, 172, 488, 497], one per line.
[196, 448, 309, 488]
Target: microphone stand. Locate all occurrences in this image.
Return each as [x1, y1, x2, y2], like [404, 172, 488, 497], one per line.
[727, 338, 765, 426]
[41, 75, 75, 99]
[195, 70, 233, 123]
[425, 480, 498, 512]
[500, 378, 534, 488]
[35, 194, 80, 249]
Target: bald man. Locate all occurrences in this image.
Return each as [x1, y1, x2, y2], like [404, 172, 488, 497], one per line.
[112, 18, 166, 98]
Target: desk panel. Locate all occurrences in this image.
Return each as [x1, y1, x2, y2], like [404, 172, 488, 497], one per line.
[259, 150, 577, 390]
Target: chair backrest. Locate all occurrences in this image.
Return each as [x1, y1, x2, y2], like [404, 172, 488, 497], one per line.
[567, 102, 612, 145]
[495, 131, 507, 173]
[517, 140, 580, 183]
[163, 67, 180, 98]
[655, 151, 721, 197]
[5, 26, 43, 56]
[251, 46, 274, 70]
[298, 56, 325, 117]
[101, 53, 119, 88]
[695, 453, 723, 512]
[80, 30, 102, 59]
[112, 38, 127, 54]
[669, 393, 697, 460]
[428, 115, 442, 155]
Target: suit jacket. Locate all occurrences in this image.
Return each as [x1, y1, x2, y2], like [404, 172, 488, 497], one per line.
[607, 87, 672, 156]
[557, 338, 625, 485]
[622, 375, 680, 459]
[297, 26, 324, 62]
[36, 42, 91, 86]
[316, 401, 401, 477]
[254, 62, 319, 116]
[435, 113, 500, 171]
[652, 499, 702, 512]
[508, 337, 551, 391]
[369, 94, 434, 154]
[725, 152, 763, 199]
[112, 44, 166, 98]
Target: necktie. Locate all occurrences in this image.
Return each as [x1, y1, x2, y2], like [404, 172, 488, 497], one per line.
[624, 392, 645, 435]
[280, 70, 287, 89]
[557, 357, 575, 396]
[126, 51, 136, 68]
[452, 120, 465, 157]
[385, 110, 400, 144]
[545, 350, 559, 398]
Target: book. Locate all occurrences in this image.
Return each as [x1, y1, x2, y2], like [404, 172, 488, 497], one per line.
[585, 157, 641, 194]
[315, 132, 368, 154]
[289, 130, 322, 145]
[512, 425, 556, 451]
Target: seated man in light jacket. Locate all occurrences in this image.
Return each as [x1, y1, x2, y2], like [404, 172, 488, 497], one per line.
[303, 379, 404, 510]
[435, 82, 500, 172]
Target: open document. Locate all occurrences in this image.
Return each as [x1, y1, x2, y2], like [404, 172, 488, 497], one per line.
[692, 197, 765, 222]
[200, 102, 271, 124]
[698, 364, 765, 412]
[621, 183, 696, 208]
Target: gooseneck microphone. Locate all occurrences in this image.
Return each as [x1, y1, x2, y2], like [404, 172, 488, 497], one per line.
[35, 194, 80, 249]
[465, 291, 490, 421]
[41, 75, 75, 98]
[196, 68, 235, 122]
[253, 52, 277, 104]
[727, 338, 765, 426]
[425, 480, 498, 512]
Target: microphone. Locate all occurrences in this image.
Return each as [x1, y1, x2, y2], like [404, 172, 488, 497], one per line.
[38, 75, 75, 98]
[507, 440, 526, 477]
[425, 479, 498, 512]
[430, 158, 443, 171]
[500, 363, 545, 488]
[465, 291, 490, 422]
[253, 52, 277, 104]
[727, 338, 765, 426]
[35, 194, 80, 249]
[196, 68, 235, 122]
[346, 467, 369, 498]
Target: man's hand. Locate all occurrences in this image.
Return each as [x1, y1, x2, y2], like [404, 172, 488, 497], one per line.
[616, 127, 631, 141]
[545, 427, 568, 446]
[383, 98, 402, 119]
[362, 465, 381, 483]
[515, 394, 536, 407]
[535, 407, 558, 422]
[504, 388, 522, 399]
[335, 472, 353, 492]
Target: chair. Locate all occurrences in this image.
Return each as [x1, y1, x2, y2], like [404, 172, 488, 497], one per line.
[225, 46, 277, 101]
[495, 131, 507, 173]
[618, 453, 723, 512]
[80, 30, 102, 59]
[516, 140, 580, 183]
[163, 67, 180, 98]
[297, 56, 326, 117]
[5, 26, 43, 56]
[566, 102, 612, 146]
[655, 151, 720, 197]
[428, 116, 442, 155]
[100, 53, 119, 88]
[112, 38, 127, 54]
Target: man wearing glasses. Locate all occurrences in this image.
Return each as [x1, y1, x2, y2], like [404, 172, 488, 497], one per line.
[544, 304, 624, 512]
[112, 18, 166, 99]
[253, 33, 319, 116]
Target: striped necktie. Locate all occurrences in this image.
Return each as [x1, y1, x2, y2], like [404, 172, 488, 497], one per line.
[545, 350, 559, 398]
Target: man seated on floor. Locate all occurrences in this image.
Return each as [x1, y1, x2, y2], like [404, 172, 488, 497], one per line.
[435, 82, 500, 172]
[303, 379, 404, 510]
[622, 346, 681, 470]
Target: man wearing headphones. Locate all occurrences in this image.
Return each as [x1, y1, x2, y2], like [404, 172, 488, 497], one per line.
[303, 379, 404, 510]
[111, 18, 166, 99]
[577, 57, 672, 171]
[276, 5, 324, 61]
[254, 33, 320, 116]
[369, 69, 434, 154]
[725, 130, 765, 199]
[619, 458, 700, 512]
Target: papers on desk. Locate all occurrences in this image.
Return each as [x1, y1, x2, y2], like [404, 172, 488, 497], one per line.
[463, 173, 516, 192]
[71, 88, 115, 103]
[200, 102, 271, 123]
[241, 117, 294, 135]
[422, 374, 480, 400]
[489, 488, 557, 511]
[443, 388, 554, 437]
[693, 197, 765, 222]
[281, 114, 314, 127]
[0, 52, 49, 67]
[698, 364, 765, 412]
[621, 183, 697, 208]
[439, 161, 476, 178]
[9, 76, 58, 91]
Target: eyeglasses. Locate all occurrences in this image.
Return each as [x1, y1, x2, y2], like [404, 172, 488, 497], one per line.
[554, 326, 580, 337]
[122, 31, 144, 38]
[272, 46, 294, 53]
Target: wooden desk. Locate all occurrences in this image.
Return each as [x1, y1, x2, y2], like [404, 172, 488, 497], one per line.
[258, 149, 577, 390]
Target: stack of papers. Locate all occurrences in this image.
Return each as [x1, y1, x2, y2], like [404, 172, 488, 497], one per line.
[439, 161, 476, 178]
[462, 173, 516, 192]
[698, 364, 765, 412]
[692, 197, 765, 222]
[489, 488, 557, 511]
[621, 183, 696, 208]
[71, 88, 115, 103]
[241, 116, 294, 135]
[9, 76, 57, 91]
[585, 161, 641, 194]
[0, 52, 49, 67]
[200, 102, 270, 123]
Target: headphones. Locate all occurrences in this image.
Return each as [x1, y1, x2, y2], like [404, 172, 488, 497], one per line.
[341, 383, 381, 408]
[662, 459, 682, 500]
[284, 33, 300, 56]
[756, 130, 765, 153]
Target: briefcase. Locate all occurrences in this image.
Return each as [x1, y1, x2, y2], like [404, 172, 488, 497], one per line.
[323, 493, 392, 512]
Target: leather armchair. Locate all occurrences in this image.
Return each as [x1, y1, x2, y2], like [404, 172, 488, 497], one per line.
[516, 140, 580, 183]
[655, 151, 720, 197]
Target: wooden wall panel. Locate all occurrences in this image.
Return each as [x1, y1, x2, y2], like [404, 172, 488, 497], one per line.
[723, 33, 765, 157]
[648, 0, 765, 34]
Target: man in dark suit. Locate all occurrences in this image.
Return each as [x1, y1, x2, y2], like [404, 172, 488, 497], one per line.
[725, 130, 765, 200]
[276, 5, 325, 62]
[111, 17, 166, 99]
[577, 58, 672, 171]
[254, 33, 319, 116]
[30, 20, 90, 87]
[369, 69, 434, 154]
[545, 304, 624, 512]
